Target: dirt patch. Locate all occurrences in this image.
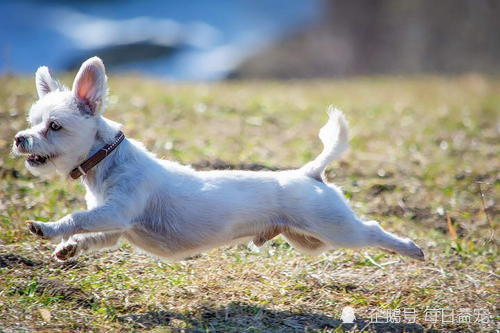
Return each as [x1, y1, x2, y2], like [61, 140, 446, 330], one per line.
[0, 253, 40, 268]
[327, 282, 360, 292]
[371, 204, 435, 222]
[35, 278, 93, 306]
[118, 310, 172, 329]
[192, 159, 285, 171]
[369, 184, 397, 196]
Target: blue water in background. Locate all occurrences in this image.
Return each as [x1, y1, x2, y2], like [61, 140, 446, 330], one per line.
[0, 0, 322, 80]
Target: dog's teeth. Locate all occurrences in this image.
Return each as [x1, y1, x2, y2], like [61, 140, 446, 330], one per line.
[27, 154, 48, 164]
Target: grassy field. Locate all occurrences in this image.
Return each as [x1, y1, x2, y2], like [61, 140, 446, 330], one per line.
[0, 75, 498, 332]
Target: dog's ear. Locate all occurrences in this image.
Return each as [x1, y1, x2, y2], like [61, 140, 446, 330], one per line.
[35, 66, 61, 98]
[72, 57, 107, 116]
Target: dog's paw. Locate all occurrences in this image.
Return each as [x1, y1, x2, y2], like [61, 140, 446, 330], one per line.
[26, 220, 47, 238]
[404, 238, 425, 261]
[26, 220, 63, 241]
[52, 242, 79, 262]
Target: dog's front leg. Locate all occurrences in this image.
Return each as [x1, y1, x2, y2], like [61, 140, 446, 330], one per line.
[52, 232, 122, 261]
[27, 204, 133, 241]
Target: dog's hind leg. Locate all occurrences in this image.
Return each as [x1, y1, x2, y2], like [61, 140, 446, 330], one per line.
[251, 224, 329, 255]
[293, 215, 424, 260]
[281, 227, 330, 256]
[52, 232, 122, 261]
[355, 220, 425, 260]
[252, 226, 282, 247]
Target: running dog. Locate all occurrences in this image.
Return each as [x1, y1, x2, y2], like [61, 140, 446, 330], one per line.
[12, 57, 425, 262]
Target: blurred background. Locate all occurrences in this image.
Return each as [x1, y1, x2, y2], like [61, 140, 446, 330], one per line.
[1, 0, 499, 80]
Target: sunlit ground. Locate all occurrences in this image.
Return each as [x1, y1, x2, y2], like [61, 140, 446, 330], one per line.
[0, 75, 497, 332]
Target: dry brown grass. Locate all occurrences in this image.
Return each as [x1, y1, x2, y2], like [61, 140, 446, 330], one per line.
[0, 75, 498, 332]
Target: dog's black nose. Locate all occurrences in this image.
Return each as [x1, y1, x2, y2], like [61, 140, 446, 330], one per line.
[15, 135, 26, 147]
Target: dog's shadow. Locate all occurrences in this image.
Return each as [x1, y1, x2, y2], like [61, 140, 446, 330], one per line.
[117, 302, 430, 332]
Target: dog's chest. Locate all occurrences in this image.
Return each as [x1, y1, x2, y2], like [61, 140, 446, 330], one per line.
[84, 187, 105, 209]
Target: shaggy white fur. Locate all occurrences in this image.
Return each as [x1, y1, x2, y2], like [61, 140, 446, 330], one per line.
[13, 57, 424, 262]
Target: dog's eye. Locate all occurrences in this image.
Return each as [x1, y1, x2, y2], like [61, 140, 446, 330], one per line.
[49, 121, 62, 131]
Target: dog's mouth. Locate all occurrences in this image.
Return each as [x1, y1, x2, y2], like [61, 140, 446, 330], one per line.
[26, 154, 56, 166]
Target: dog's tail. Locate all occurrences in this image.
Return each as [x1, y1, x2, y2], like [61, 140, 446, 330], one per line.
[300, 106, 349, 181]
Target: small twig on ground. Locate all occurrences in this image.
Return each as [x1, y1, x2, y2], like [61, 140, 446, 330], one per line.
[419, 279, 434, 288]
[380, 260, 400, 266]
[363, 254, 384, 270]
[476, 182, 494, 241]
[446, 212, 457, 240]
[463, 273, 480, 288]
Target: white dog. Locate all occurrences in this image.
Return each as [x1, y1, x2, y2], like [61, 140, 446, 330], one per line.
[12, 57, 424, 262]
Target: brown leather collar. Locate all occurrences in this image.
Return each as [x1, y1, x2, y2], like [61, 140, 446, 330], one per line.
[70, 131, 125, 179]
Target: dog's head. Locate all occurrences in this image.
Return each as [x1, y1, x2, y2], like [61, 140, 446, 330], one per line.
[12, 57, 110, 177]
